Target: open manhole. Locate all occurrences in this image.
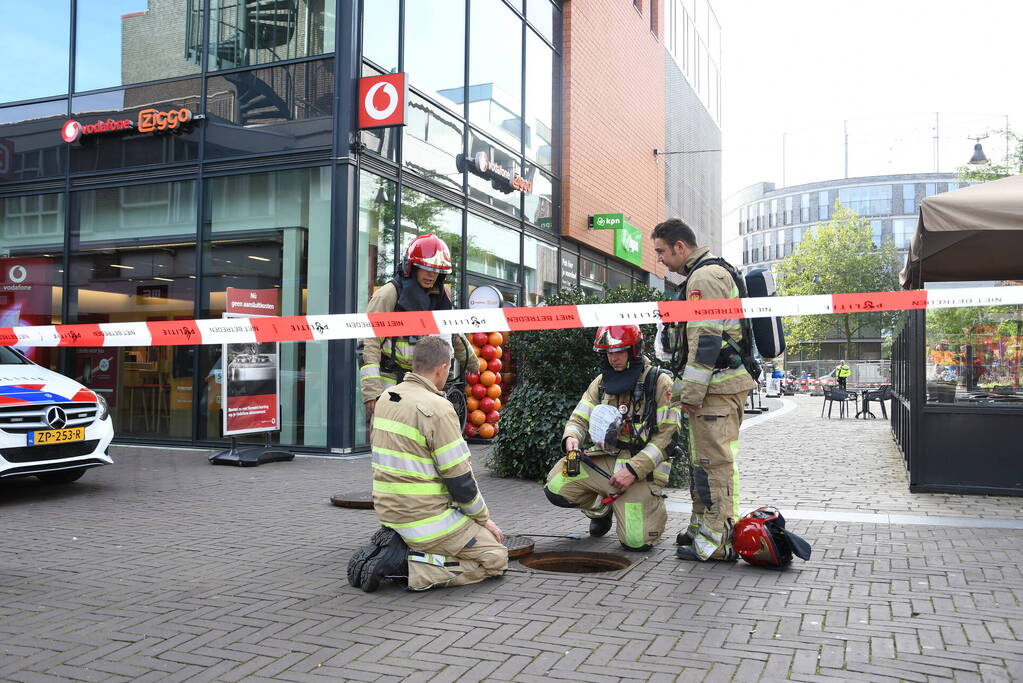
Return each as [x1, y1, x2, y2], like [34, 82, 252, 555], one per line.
[503, 535, 535, 560]
[519, 551, 630, 574]
[330, 490, 374, 509]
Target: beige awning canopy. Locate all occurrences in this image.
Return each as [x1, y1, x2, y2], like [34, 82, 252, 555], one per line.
[900, 174, 1023, 288]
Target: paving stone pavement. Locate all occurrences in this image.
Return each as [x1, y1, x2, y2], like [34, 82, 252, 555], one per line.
[1, 392, 1021, 682]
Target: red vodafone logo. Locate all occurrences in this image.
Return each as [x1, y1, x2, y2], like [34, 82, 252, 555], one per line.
[61, 120, 82, 143]
[358, 73, 407, 129]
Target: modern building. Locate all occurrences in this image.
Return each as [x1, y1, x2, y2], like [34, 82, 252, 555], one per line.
[725, 172, 961, 362]
[0, 0, 721, 454]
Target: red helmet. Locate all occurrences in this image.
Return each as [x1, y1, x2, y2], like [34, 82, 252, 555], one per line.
[733, 506, 811, 568]
[401, 233, 452, 278]
[593, 325, 644, 359]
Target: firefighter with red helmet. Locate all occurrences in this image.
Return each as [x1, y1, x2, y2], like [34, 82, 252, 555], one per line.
[360, 233, 479, 424]
[542, 325, 679, 551]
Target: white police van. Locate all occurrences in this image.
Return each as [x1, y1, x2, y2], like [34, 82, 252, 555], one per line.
[0, 346, 114, 484]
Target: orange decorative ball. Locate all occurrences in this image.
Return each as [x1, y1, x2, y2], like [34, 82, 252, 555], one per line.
[480, 370, 497, 387]
[493, 346, 503, 359]
[469, 409, 487, 426]
[479, 397, 495, 412]
[492, 398, 502, 411]
[485, 410, 500, 424]
[464, 423, 478, 438]
[478, 423, 496, 439]
[466, 396, 480, 412]
[486, 384, 502, 399]
[471, 384, 487, 400]
[488, 332, 504, 346]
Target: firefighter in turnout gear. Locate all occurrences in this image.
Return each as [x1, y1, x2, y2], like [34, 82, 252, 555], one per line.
[360, 233, 479, 426]
[652, 218, 757, 562]
[348, 336, 507, 592]
[543, 325, 679, 551]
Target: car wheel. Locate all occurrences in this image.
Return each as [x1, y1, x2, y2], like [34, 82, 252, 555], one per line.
[37, 469, 86, 485]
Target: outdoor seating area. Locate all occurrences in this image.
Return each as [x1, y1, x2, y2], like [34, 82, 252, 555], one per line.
[820, 386, 857, 419]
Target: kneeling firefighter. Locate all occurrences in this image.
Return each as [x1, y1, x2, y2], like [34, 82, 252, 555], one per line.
[543, 325, 680, 551]
[360, 233, 479, 426]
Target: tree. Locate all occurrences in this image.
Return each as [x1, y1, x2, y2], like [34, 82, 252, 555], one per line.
[956, 128, 1023, 183]
[774, 203, 901, 360]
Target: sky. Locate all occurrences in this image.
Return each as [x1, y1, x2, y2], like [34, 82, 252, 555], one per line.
[714, 0, 1023, 199]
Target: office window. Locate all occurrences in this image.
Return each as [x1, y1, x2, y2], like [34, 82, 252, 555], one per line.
[818, 190, 829, 220]
[1, 5, 71, 102]
[207, 0, 334, 71]
[947, 182, 959, 193]
[838, 185, 892, 216]
[784, 196, 793, 224]
[902, 183, 915, 214]
[892, 218, 914, 250]
[800, 193, 810, 222]
[769, 199, 777, 227]
[405, 0, 466, 112]
[925, 183, 937, 197]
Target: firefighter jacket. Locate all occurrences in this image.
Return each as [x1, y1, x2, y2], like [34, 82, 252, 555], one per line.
[675, 247, 757, 407]
[836, 364, 851, 378]
[562, 359, 679, 486]
[359, 281, 479, 402]
[371, 372, 490, 544]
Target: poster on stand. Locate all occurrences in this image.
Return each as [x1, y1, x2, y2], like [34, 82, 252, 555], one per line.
[221, 288, 280, 435]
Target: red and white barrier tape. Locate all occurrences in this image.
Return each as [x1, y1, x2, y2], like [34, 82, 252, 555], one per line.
[3, 286, 1022, 348]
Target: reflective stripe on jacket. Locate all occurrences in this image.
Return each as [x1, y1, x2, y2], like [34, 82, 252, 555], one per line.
[371, 372, 489, 544]
[563, 360, 679, 484]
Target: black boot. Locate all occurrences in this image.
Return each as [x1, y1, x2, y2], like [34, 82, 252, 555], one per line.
[359, 527, 409, 592]
[589, 513, 613, 538]
[348, 526, 401, 590]
[676, 531, 694, 546]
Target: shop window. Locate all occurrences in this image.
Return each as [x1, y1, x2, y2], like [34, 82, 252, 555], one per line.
[0, 4, 70, 103]
[70, 79, 201, 174]
[399, 187, 463, 302]
[75, 0, 200, 93]
[404, 0, 466, 112]
[362, 0, 398, 74]
[559, 249, 578, 291]
[199, 167, 332, 447]
[579, 257, 606, 297]
[524, 234, 558, 305]
[525, 31, 554, 170]
[469, 0, 523, 150]
[205, 59, 334, 158]
[925, 288, 1023, 407]
[467, 214, 520, 282]
[404, 93, 464, 194]
[466, 129, 523, 217]
[69, 180, 198, 439]
[0, 101, 68, 184]
[0, 193, 65, 372]
[207, 0, 334, 71]
[523, 167, 554, 231]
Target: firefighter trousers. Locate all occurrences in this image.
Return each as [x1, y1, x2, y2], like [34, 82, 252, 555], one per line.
[685, 391, 746, 560]
[544, 454, 667, 549]
[405, 521, 508, 591]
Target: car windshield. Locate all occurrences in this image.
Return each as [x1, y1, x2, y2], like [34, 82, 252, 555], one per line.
[0, 346, 31, 365]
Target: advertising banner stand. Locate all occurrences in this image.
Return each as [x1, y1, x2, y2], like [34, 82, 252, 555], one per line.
[210, 302, 293, 467]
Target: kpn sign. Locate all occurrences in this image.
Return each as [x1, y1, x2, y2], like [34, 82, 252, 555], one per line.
[589, 212, 623, 230]
[614, 221, 643, 267]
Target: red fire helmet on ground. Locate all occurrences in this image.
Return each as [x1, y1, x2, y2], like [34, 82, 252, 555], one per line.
[732, 506, 812, 568]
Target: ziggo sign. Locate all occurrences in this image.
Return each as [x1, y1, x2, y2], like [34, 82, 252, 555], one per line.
[61, 107, 196, 143]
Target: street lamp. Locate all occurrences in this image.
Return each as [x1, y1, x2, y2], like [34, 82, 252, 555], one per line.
[968, 135, 989, 165]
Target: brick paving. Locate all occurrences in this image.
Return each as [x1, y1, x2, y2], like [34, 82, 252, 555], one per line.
[1, 393, 1021, 681]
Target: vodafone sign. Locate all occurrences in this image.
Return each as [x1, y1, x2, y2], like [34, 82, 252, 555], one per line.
[358, 73, 407, 129]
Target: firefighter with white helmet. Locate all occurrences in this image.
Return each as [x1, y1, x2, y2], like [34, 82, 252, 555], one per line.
[542, 325, 679, 551]
[360, 233, 479, 425]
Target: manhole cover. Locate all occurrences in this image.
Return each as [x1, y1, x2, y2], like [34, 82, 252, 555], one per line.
[519, 551, 630, 574]
[503, 535, 535, 560]
[330, 490, 374, 509]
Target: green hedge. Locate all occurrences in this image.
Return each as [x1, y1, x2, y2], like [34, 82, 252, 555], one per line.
[489, 284, 691, 488]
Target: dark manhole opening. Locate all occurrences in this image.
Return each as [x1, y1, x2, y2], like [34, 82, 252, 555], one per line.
[519, 551, 630, 574]
[330, 490, 374, 509]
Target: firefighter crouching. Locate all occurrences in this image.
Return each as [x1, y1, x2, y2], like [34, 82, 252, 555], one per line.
[360, 233, 479, 425]
[348, 335, 507, 592]
[543, 325, 679, 551]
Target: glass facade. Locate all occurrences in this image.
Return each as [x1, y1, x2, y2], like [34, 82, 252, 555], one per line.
[0, 2, 573, 453]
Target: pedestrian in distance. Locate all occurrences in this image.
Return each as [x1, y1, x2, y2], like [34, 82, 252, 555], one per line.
[652, 218, 758, 562]
[542, 325, 678, 551]
[348, 336, 507, 592]
[835, 360, 851, 390]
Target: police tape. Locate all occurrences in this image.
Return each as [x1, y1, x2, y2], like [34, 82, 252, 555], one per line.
[3, 285, 1022, 348]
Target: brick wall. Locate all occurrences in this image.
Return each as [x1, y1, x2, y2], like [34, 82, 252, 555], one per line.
[561, 0, 666, 277]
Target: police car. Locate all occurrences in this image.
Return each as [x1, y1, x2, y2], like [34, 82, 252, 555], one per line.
[0, 346, 113, 484]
